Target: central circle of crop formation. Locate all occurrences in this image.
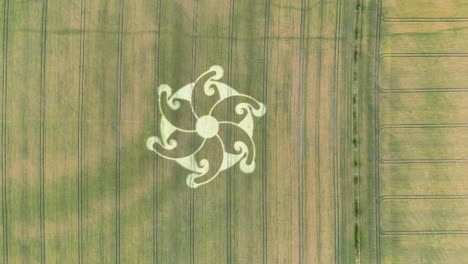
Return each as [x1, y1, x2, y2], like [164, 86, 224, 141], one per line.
[196, 115, 219, 139]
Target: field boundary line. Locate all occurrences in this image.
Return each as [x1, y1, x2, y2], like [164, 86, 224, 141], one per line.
[1, 0, 9, 263]
[379, 123, 468, 129]
[115, 0, 124, 262]
[153, 0, 162, 263]
[379, 53, 468, 57]
[377, 53, 468, 92]
[379, 159, 468, 164]
[190, 1, 198, 263]
[226, 0, 233, 262]
[375, 0, 383, 262]
[383, 18, 468, 22]
[4, 118, 152, 124]
[377, 125, 468, 163]
[379, 2, 468, 22]
[379, 195, 468, 200]
[380, 230, 468, 235]
[332, 0, 343, 262]
[355, 0, 365, 263]
[314, 0, 325, 262]
[378, 88, 468, 93]
[298, 0, 308, 262]
[261, 0, 270, 263]
[77, 0, 86, 263]
[378, 196, 468, 234]
[39, 0, 49, 263]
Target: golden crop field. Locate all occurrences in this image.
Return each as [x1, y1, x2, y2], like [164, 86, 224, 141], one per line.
[0, 0, 357, 263]
[360, 0, 468, 263]
[4, 0, 468, 263]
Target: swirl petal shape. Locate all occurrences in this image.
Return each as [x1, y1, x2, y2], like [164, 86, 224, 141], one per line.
[147, 65, 266, 188]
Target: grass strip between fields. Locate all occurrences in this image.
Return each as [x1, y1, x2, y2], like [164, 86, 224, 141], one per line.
[352, 0, 363, 263]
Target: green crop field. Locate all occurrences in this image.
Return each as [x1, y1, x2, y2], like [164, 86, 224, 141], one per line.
[2, 0, 467, 263]
[360, 0, 468, 263]
[0, 0, 356, 263]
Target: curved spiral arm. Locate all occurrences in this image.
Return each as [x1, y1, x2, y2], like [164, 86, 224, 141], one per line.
[147, 65, 266, 188]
